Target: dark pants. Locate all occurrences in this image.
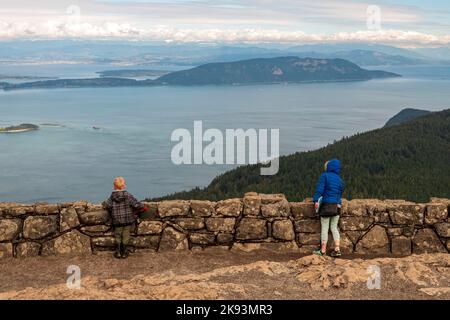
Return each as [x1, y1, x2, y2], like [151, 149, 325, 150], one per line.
[114, 224, 134, 246]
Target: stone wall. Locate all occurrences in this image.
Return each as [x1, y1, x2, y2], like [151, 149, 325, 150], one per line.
[0, 193, 449, 258]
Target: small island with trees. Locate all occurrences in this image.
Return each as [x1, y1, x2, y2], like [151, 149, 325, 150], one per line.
[0, 123, 39, 133]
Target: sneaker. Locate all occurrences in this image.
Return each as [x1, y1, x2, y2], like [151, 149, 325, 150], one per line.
[313, 249, 326, 256]
[330, 249, 342, 257]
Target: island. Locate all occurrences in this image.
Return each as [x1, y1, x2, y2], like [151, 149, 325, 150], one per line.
[0, 75, 57, 80]
[0, 123, 39, 133]
[97, 69, 170, 78]
[156, 57, 401, 85]
[39, 123, 65, 127]
[0, 57, 401, 90]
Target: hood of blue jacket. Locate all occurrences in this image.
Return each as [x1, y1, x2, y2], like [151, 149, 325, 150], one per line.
[326, 159, 341, 174]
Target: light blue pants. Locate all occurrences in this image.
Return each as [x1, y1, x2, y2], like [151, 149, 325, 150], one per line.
[320, 216, 340, 243]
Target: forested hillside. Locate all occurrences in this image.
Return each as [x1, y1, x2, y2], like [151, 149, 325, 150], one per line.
[154, 109, 450, 202]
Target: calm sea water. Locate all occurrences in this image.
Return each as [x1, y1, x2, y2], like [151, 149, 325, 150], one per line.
[0, 64, 449, 203]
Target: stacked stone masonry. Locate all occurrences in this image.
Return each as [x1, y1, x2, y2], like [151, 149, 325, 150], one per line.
[0, 193, 449, 258]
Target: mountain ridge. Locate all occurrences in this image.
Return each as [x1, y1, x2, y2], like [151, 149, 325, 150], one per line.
[384, 108, 432, 127]
[156, 56, 400, 85]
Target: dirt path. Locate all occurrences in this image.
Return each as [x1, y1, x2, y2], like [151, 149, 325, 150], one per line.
[1, 249, 449, 300]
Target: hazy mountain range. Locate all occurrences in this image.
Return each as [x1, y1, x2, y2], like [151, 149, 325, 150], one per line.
[0, 40, 449, 67]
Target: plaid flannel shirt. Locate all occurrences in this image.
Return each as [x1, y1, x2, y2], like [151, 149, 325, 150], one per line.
[104, 190, 143, 226]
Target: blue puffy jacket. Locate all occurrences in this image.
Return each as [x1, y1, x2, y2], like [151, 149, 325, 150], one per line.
[313, 159, 344, 205]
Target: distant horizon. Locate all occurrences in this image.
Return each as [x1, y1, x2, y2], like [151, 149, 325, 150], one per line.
[1, 1, 450, 47]
[0, 38, 449, 49]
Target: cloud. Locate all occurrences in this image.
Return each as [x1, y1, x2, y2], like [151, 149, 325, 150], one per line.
[0, 0, 449, 47]
[0, 19, 449, 47]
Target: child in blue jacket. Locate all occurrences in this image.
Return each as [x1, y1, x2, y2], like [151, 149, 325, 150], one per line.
[312, 159, 344, 257]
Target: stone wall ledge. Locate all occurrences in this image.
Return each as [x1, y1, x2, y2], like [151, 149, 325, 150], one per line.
[0, 194, 449, 258]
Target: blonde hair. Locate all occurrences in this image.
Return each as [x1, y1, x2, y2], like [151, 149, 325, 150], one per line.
[114, 177, 126, 190]
[324, 161, 329, 171]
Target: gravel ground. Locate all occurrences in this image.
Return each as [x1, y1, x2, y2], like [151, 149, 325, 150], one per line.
[1, 249, 449, 300]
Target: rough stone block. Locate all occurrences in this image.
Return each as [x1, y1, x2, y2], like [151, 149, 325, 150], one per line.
[365, 200, 388, 214]
[137, 221, 164, 235]
[412, 228, 447, 254]
[23, 215, 58, 240]
[60, 208, 80, 232]
[391, 236, 411, 256]
[236, 218, 267, 240]
[78, 210, 110, 225]
[339, 216, 373, 231]
[215, 199, 243, 217]
[272, 219, 295, 241]
[205, 218, 236, 233]
[261, 200, 290, 218]
[41, 230, 91, 256]
[91, 236, 116, 248]
[80, 225, 112, 236]
[435, 222, 450, 237]
[402, 226, 415, 237]
[190, 200, 215, 217]
[355, 225, 389, 254]
[0, 243, 13, 259]
[389, 204, 424, 225]
[425, 204, 448, 224]
[15, 242, 41, 258]
[243, 195, 261, 216]
[158, 201, 190, 217]
[294, 219, 321, 233]
[387, 227, 403, 236]
[175, 218, 205, 230]
[129, 236, 159, 249]
[291, 202, 315, 219]
[0, 219, 21, 241]
[35, 204, 60, 215]
[259, 193, 287, 204]
[347, 201, 368, 216]
[373, 212, 390, 223]
[217, 233, 234, 244]
[8, 205, 34, 216]
[189, 233, 216, 245]
[159, 227, 188, 251]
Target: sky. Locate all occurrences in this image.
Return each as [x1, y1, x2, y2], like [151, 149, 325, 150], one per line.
[0, 0, 449, 47]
